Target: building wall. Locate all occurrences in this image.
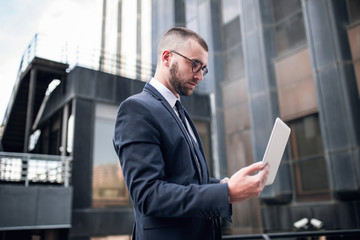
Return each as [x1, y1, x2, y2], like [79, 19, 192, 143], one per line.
[348, 23, 360, 95]
[30, 0, 360, 237]
[140, 0, 360, 234]
[216, 0, 360, 234]
[302, 0, 360, 199]
[3, 0, 360, 238]
[34, 0, 360, 237]
[100, 0, 153, 80]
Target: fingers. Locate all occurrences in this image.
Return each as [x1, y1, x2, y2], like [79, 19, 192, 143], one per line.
[259, 163, 270, 187]
[227, 162, 271, 203]
[220, 177, 229, 183]
[246, 163, 270, 193]
[242, 161, 266, 175]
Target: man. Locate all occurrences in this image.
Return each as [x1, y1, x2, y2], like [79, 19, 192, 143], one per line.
[113, 27, 270, 240]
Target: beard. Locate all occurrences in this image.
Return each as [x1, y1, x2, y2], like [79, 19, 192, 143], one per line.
[169, 62, 195, 96]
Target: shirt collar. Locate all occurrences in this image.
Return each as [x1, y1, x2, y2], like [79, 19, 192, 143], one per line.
[149, 78, 180, 108]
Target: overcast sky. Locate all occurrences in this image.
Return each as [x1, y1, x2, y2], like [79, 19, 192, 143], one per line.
[0, 0, 101, 123]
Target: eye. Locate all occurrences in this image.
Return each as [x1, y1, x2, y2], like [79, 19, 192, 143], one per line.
[192, 60, 202, 71]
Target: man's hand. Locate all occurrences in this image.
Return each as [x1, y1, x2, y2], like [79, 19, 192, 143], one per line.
[220, 177, 229, 183]
[227, 162, 270, 203]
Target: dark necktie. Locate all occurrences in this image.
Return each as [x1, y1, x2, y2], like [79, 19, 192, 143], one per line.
[175, 100, 203, 179]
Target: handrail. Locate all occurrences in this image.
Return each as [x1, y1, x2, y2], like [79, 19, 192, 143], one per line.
[222, 229, 360, 239]
[0, 34, 155, 126]
[0, 152, 72, 187]
[2, 33, 155, 126]
[17, 34, 155, 81]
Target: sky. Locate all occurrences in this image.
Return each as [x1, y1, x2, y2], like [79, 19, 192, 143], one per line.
[0, 0, 101, 124]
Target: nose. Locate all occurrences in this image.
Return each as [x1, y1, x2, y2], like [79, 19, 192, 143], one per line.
[194, 70, 204, 82]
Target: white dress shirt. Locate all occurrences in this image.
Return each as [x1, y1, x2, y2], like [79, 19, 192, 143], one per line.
[149, 78, 198, 144]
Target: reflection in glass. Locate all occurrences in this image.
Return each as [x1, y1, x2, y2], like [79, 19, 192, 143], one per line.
[272, 0, 306, 56]
[272, 0, 302, 22]
[221, 0, 240, 24]
[347, 0, 360, 23]
[275, 12, 306, 55]
[225, 44, 244, 81]
[194, 120, 213, 176]
[93, 111, 129, 208]
[296, 157, 329, 192]
[185, 0, 197, 21]
[289, 114, 330, 201]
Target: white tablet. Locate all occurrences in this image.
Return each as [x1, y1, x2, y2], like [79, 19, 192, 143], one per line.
[262, 118, 291, 185]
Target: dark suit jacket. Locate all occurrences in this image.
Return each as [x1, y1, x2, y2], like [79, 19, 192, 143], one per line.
[113, 83, 232, 240]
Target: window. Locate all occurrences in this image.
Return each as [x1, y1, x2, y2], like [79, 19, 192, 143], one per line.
[289, 114, 330, 201]
[185, 0, 199, 35]
[185, 0, 197, 22]
[92, 103, 130, 208]
[194, 120, 213, 176]
[347, 0, 360, 23]
[347, 0, 360, 97]
[221, 0, 244, 81]
[271, 0, 307, 56]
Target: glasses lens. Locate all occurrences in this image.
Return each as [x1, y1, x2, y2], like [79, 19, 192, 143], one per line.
[202, 67, 208, 76]
[192, 61, 202, 73]
[192, 62, 208, 76]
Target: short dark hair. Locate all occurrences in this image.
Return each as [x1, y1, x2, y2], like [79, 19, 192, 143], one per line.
[157, 27, 208, 59]
[165, 27, 208, 51]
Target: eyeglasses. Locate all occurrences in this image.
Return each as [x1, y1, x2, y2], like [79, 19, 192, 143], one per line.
[170, 50, 208, 76]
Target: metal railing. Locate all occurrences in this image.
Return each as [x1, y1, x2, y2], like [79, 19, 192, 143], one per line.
[17, 34, 155, 82]
[223, 229, 360, 239]
[2, 33, 155, 126]
[0, 152, 72, 187]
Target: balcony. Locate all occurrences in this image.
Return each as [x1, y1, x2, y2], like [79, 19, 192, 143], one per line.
[0, 152, 72, 231]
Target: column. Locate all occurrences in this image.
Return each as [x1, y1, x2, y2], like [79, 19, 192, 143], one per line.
[24, 68, 37, 152]
[302, 0, 360, 198]
[240, 0, 292, 201]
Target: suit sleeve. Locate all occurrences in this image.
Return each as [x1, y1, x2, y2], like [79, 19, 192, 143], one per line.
[113, 98, 232, 221]
[210, 177, 221, 184]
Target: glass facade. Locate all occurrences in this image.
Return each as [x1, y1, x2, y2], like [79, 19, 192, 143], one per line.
[221, 1, 244, 82]
[348, 0, 360, 23]
[92, 103, 129, 208]
[271, 0, 306, 56]
[92, 0, 360, 235]
[185, 0, 210, 94]
[100, 0, 152, 80]
[347, 0, 360, 96]
[289, 115, 330, 201]
[194, 120, 213, 175]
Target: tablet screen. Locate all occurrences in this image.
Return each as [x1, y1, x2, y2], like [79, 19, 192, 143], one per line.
[262, 118, 291, 185]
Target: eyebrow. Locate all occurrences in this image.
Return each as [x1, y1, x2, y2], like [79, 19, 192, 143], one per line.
[192, 58, 206, 67]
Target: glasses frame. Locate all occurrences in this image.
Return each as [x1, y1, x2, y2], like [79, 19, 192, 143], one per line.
[170, 50, 208, 76]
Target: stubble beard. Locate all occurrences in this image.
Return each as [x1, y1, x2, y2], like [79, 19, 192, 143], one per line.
[169, 62, 193, 96]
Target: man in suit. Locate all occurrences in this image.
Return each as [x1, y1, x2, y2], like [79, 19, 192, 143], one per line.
[113, 27, 270, 240]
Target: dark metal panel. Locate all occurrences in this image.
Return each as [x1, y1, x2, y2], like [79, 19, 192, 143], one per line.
[71, 98, 94, 209]
[70, 208, 134, 237]
[0, 185, 72, 230]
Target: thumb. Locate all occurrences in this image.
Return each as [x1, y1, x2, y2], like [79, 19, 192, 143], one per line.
[242, 161, 265, 175]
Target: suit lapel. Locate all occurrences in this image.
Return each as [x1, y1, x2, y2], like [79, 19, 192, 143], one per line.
[144, 83, 205, 182]
[144, 84, 192, 148]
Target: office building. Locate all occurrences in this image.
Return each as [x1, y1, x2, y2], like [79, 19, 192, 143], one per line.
[1, 0, 360, 239]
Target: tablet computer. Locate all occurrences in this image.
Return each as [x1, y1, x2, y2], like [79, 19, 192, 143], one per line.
[262, 118, 291, 185]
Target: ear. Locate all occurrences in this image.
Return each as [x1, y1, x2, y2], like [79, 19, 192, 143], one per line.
[161, 50, 172, 67]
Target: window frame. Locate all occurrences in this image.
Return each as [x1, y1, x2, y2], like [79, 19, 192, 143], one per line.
[288, 114, 331, 202]
[271, 0, 307, 57]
